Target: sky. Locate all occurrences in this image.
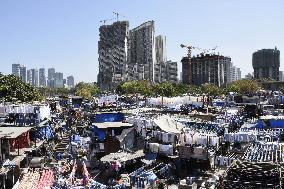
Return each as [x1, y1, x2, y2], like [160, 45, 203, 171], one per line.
[0, 0, 284, 82]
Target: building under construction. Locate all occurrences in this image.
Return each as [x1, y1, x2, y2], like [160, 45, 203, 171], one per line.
[182, 54, 232, 87]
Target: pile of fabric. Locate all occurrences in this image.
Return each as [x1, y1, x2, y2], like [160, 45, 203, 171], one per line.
[148, 143, 173, 155]
[34, 169, 54, 189]
[18, 170, 41, 189]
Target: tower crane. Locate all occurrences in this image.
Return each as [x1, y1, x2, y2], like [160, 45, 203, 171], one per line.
[180, 43, 219, 84]
[113, 11, 126, 22]
[113, 11, 119, 21]
[100, 18, 115, 25]
[201, 46, 219, 55]
[180, 44, 199, 84]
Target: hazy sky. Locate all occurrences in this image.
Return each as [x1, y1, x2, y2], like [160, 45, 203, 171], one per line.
[0, 0, 283, 82]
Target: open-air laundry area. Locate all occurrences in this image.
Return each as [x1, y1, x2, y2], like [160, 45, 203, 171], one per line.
[0, 93, 283, 189]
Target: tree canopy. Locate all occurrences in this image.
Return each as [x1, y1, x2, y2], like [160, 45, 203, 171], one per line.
[227, 79, 260, 94]
[0, 74, 43, 102]
[74, 82, 100, 99]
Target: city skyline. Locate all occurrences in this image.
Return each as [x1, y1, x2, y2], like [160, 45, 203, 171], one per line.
[11, 63, 75, 88]
[0, 0, 284, 82]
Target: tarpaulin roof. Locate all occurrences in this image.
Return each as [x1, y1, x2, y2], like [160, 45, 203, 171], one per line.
[153, 115, 184, 134]
[100, 150, 145, 162]
[93, 122, 132, 129]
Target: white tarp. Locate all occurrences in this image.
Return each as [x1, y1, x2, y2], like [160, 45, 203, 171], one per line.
[153, 115, 184, 134]
[147, 96, 204, 107]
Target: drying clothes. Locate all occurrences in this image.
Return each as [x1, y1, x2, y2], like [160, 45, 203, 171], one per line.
[141, 128, 147, 137]
[178, 146, 192, 159]
[193, 147, 204, 155]
[149, 143, 159, 153]
[159, 144, 173, 155]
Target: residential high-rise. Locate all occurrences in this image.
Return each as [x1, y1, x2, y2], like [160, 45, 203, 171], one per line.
[279, 71, 284, 82]
[19, 66, 26, 82]
[12, 64, 20, 77]
[237, 67, 241, 80]
[155, 35, 166, 64]
[27, 69, 32, 84]
[252, 48, 280, 80]
[39, 68, 46, 87]
[54, 72, 64, 88]
[47, 68, 56, 88]
[67, 76, 75, 89]
[31, 69, 39, 87]
[128, 21, 155, 82]
[97, 21, 129, 91]
[224, 61, 233, 84]
[154, 61, 178, 83]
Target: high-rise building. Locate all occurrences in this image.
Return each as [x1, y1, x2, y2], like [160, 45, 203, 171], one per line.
[128, 21, 155, 82]
[67, 76, 75, 89]
[12, 64, 27, 82]
[54, 72, 64, 88]
[237, 67, 241, 80]
[154, 61, 178, 83]
[190, 54, 231, 86]
[47, 68, 55, 88]
[97, 21, 129, 91]
[27, 69, 32, 84]
[224, 61, 232, 84]
[155, 35, 166, 64]
[252, 48, 280, 80]
[39, 68, 46, 87]
[31, 69, 39, 87]
[19, 66, 26, 82]
[12, 64, 20, 77]
[279, 71, 284, 81]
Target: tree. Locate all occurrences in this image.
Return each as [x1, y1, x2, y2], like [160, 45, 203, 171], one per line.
[74, 82, 100, 99]
[56, 88, 69, 96]
[200, 83, 222, 97]
[227, 79, 260, 95]
[0, 74, 43, 102]
[187, 85, 201, 95]
[153, 82, 177, 107]
[174, 83, 189, 96]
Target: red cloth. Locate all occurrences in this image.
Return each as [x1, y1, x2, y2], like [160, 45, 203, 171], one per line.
[9, 131, 30, 151]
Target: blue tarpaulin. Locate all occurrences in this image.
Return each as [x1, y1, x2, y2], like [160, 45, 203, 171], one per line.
[34, 125, 54, 140]
[72, 135, 81, 144]
[94, 113, 125, 123]
[269, 120, 284, 128]
[92, 126, 106, 141]
[213, 101, 226, 107]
